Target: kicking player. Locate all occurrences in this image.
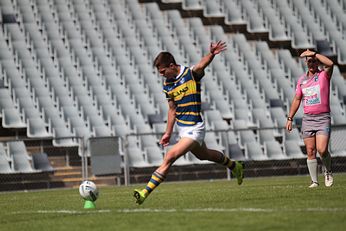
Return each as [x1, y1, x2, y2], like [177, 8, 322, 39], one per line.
[134, 41, 244, 205]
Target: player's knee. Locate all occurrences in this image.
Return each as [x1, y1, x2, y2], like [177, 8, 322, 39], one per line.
[163, 151, 178, 164]
[306, 147, 316, 157]
[317, 147, 328, 156]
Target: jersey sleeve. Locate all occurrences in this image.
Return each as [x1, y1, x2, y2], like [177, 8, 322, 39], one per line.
[162, 87, 172, 100]
[320, 70, 331, 82]
[164, 92, 171, 100]
[190, 66, 205, 81]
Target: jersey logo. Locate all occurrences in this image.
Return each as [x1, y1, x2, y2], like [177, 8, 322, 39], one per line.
[302, 85, 321, 106]
[172, 86, 189, 97]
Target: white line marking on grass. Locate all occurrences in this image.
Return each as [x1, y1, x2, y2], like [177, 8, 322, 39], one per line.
[297, 208, 346, 212]
[116, 207, 346, 213]
[11, 207, 346, 215]
[11, 210, 111, 215]
[119, 208, 177, 213]
[183, 208, 274, 212]
[117, 208, 274, 213]
[36, 210, 112, 214]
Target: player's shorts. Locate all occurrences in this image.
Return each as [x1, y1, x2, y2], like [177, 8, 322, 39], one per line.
[301, 112, 331, 139]
[177, 121, 205, 146]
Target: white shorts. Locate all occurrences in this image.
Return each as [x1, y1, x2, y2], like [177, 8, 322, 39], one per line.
[177, 121, 205, 146]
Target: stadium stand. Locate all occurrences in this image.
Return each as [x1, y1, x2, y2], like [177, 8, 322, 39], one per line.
[0, 0, 345, 189]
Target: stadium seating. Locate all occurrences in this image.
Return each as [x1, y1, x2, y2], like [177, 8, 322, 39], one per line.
[0, 154, 13, 174]
[0, 141, 54, 174]
[32, 152, 54, 172]
[284, 140, 305, 159]
[183, 0, 203, 11]
[0, 143, 13, 174]
[7, 141, 36, 173]
[0, 0, 345, 169]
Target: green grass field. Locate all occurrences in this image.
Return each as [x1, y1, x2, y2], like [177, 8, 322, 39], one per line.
[1, 174, 345, 231]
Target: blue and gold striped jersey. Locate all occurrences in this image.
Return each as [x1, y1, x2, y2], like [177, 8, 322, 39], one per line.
[163, 65, 203, 126]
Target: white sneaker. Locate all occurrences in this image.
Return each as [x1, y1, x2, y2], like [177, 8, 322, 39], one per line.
[309, 182, 319, 188]
[325, 172, 334, 187]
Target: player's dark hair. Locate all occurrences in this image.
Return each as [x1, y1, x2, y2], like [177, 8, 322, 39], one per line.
[153, 52, 176, 68]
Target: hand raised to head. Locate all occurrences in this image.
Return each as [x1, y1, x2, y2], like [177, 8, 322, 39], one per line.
[300, 49, 316, 58]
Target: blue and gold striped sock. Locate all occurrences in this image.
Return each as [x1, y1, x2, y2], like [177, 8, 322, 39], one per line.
[220, 153, 236, 170]
[142, 171, 165, 197]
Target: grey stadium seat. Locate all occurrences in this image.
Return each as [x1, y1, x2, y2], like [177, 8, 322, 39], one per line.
[145, 146, 164, 166]
[284, 141, 305, 159]
[8, 141, 36, 173]
[32, 152, 54, 172]
[127, 147, 150, 168]
[264, 141, 286, 160]
[223, 0, 246, 25]
[245, 141, 266, 161]
[27, 118, 52, 138]
[0, 154, 13, 174]
[2, 108, 26, 129]
[228, 143, 246, 161]
[0, 143, 13, 173]
[183, 0, 203, 10]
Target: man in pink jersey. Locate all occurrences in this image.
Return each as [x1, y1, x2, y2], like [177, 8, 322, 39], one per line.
[286, 49, 334, 188]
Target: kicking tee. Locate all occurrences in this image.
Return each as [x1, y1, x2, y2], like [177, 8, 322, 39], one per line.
[163, 65, 203, 126]
[295, 70, 330, 114]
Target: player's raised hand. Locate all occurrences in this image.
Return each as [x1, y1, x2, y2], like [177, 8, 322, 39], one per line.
[300, 49, 316, 58]
[210, 41, 227, 55]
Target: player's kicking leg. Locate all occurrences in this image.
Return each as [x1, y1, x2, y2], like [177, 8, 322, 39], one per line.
[133, 138, 198, 205]
[191, 142, 244, 185]
[133, 171, 165, 205]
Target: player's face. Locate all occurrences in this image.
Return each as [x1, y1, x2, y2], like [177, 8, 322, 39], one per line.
[306, 57, 319, 72]
[157, 64, 176, 79]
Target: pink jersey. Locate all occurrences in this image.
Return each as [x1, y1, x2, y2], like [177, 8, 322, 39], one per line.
[295, 70, 330, 114]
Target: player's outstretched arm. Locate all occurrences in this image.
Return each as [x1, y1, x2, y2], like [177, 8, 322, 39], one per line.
[192, 41, 227, 77]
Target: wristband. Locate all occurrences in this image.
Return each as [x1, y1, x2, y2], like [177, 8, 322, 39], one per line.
[287, 117, 293, 121]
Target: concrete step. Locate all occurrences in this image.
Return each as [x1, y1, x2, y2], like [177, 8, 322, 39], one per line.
[53, 166, 81, 172]
[49, 156, 69, 168]
[58, 176, 117, 188]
